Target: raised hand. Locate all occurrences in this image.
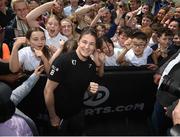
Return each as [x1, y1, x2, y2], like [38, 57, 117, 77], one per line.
[34, 65, 44, 76]
[14, 37, 27, 49]
[52, 0, 61, 11]
[89, 82, 99, 94]
[34, 48, 44, 58]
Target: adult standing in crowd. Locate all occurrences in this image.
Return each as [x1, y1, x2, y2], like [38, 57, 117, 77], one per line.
[44, 27, 99, 135]
[64, 0, 80, 16]
[4, 0, 30, 50]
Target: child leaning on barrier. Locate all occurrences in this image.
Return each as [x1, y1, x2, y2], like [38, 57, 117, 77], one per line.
[150, 27, 174, 67]
[96, 35, 122, 66]
[9, 27, 52, 75]
[118, 31, 157, 69]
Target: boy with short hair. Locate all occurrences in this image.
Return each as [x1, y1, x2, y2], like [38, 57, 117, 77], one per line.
[113, 26, 132, 50]
[151, 27, 174, 66]
[118, 31, 155, 67]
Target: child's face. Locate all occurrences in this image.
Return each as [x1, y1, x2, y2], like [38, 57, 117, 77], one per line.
[96, 26, 105, 37]
[142, 5, 149, 14]
[101, 9, 111, 23]
[174, 7, 180, 19]
[46, 17, 60, 38]
[61, 20, 73, 37]
[53, 0, 64, 13]
[29, 31, 46, 50]
[173, 34, 180, 46]
[158, 33, 169, 48]
[152, 31, 158, 38]
[101, 41, 114, 57]
[157, 9, 166, 21]
[118, 32, 128, 47]
[142, 17, 152, 27]
[132, 38, 147, 57]
[168, 21, 179, 32]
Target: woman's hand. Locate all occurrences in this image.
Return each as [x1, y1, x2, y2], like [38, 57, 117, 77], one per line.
[88, 82, 99, 94]
[50, 114, 61, 127]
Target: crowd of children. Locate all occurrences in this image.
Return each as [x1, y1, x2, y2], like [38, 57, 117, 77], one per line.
[0, 0, 179, 135]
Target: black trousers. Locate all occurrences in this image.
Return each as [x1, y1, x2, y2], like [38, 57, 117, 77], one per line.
[49, 110, 85, 136]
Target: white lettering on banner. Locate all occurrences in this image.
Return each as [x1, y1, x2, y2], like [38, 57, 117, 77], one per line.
[83, 86, 110, 106]
[84, 103, 144, 116]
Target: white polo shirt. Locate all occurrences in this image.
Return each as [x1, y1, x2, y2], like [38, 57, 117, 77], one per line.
[125, 46, 153, 66]
[18, 47, 41, 71]
[105, 48, 123, 66]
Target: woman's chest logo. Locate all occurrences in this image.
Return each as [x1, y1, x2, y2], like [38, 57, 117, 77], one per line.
[72, 59, 77, 65]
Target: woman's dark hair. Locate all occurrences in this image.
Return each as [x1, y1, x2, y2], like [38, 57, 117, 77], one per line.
[62, 39, 78, 53]
[79, 27, 97, 44]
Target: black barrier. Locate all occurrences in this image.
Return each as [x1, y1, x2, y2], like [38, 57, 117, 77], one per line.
[84, 66, 157, 119]
[15, 66, 157, 135]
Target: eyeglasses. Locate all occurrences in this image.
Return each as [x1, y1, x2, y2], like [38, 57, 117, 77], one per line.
[133, 44, 145, 49]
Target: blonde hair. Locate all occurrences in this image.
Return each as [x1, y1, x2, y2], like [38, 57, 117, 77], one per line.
[46, 14, 61, 25]
[61, 18, 79, 40]
[11, 0, 29, 10]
